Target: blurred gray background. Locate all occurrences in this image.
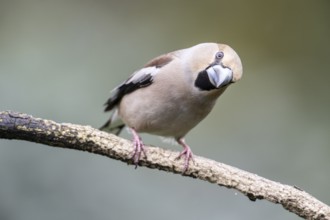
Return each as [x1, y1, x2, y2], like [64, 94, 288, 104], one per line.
[0, 0, 329, 219]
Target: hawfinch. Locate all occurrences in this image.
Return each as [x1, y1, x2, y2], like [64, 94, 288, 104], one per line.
[101, 42, 243, 172]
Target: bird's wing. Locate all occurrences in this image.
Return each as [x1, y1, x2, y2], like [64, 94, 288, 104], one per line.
[100, 52, 174, 133]
[103, 53, 174, 112]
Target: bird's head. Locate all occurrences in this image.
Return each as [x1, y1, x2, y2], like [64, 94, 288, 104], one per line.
[184, 43, 243, 91]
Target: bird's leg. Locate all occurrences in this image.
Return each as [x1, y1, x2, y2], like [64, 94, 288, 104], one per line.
[130, 128, 147, 168]
[176, 138, 194, 173]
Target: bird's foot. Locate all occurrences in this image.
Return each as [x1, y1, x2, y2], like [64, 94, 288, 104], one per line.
[176, 138, 194, 173]
[130, 128, 147, 168]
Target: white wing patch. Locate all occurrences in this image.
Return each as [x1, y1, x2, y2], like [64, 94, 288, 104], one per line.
[127, 66, 159, 84]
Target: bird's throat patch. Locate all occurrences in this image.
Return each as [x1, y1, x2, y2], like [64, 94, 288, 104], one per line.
[194, 70, 217, 91]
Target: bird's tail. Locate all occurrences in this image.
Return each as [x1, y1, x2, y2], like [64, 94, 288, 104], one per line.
[99, 109, 125, 135]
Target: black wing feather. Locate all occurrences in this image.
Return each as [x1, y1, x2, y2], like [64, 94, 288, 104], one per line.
[104, 73, 153, 112]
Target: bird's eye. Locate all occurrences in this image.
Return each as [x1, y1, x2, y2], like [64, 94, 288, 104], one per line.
[215, 51, 224, 59]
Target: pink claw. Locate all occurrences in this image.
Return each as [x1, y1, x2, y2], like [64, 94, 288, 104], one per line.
[176, 138, 194, 173]
[130, 128, 147, 168]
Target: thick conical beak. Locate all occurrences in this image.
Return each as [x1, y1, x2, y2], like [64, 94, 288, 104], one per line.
[206, 64, 233, 88]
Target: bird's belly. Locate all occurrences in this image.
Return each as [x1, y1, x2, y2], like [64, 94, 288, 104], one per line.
[118, 88, 215, 138]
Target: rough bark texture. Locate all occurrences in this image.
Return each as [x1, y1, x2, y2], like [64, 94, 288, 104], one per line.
[0, 110, 329, 220]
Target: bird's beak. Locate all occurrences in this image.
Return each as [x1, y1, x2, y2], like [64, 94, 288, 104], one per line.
[206, 64, 233, 88]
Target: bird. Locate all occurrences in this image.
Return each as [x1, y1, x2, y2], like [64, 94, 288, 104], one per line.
[100, 42, 243, 172]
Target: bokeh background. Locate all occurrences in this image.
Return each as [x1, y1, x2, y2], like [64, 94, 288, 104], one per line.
[0, 0, 329, 219]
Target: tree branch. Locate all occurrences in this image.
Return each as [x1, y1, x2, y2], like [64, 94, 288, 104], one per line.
[0, 110, 329, 219]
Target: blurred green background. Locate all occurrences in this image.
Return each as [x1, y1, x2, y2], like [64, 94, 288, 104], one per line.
[0, 0, 329, 219]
